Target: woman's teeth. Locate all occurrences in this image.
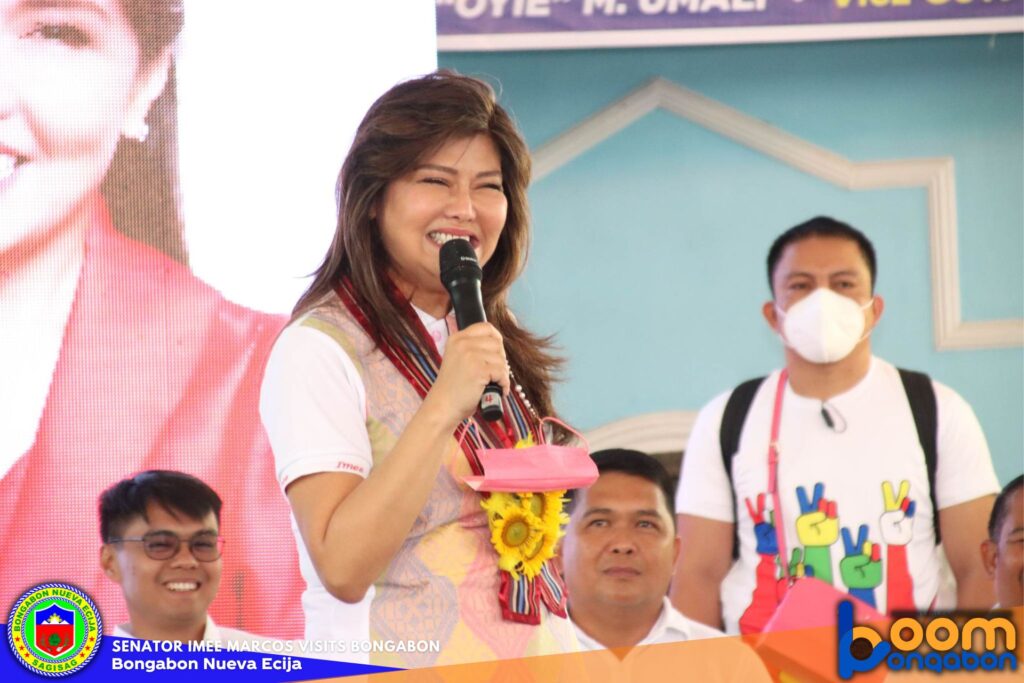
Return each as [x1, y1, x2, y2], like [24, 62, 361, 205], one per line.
[429, 232, 471, 246]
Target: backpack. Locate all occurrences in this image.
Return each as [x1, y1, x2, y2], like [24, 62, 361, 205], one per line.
[719, 369, 939, 559]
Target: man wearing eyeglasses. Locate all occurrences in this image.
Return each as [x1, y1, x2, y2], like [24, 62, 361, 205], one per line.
[99, 470, 258, 642]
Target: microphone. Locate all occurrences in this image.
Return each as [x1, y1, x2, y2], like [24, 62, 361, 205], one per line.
[820, 402, 847, 433]
[439, 238, 504, 422]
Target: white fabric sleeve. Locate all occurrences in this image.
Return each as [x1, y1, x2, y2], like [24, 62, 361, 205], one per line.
[675, 391, 736, 523]
[259, 323, 373, 491]
[932, 380, 999, 509]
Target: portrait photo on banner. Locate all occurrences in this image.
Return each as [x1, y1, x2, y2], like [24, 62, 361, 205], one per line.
[0, 0, 436, 639]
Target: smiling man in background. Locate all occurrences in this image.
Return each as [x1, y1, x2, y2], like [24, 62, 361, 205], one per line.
[99, 470, 260, 643]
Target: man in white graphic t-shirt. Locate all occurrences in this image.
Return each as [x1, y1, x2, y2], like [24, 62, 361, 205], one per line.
[671, 217, 999, 635]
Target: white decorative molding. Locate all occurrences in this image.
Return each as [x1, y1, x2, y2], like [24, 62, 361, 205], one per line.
[532, 78, 1024, 351]
[584, 410, 697, 455]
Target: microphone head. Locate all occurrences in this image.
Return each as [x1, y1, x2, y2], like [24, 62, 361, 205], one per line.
[439, 238, 482, 286]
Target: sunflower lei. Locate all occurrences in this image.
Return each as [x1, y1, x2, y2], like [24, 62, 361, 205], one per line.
[480, 437, 570, 579]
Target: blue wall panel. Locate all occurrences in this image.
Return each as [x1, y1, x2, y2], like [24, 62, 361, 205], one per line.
[442, 35, 1023, 483]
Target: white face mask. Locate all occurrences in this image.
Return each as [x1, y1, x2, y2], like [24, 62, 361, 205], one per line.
[776, 288, 874, 364]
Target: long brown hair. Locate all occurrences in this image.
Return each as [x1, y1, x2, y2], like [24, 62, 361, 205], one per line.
[102, 0, 186, 262]
[295, 70, 565, 434]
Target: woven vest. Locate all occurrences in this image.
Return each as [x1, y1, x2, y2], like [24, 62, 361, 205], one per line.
[302, 293, 576, 666]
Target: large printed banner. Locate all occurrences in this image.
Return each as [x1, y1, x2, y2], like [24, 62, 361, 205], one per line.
[1, 0, 435, 654]
[437, 0, 1024, 50]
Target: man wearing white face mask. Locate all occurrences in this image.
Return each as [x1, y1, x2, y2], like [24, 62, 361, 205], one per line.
[670, 217, 999, 635]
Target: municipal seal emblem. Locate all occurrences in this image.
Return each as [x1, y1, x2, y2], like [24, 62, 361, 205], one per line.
[7, 583, 102, 677]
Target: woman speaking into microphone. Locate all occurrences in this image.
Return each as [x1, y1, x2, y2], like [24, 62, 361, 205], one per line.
[259, 71, 577, 666]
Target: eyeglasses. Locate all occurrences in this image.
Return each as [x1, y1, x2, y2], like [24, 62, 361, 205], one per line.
[108, 531, 224, 562]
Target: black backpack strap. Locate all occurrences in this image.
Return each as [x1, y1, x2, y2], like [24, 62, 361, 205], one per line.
[898, 368, 941, 544]
[720, 376, 767, 559]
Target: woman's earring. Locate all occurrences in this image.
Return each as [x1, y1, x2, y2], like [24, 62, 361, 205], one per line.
[123, 121, 150, 143]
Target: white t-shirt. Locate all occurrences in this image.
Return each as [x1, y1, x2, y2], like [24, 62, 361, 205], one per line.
[676, 357, 998, 634]
[258, 306, 449, 650]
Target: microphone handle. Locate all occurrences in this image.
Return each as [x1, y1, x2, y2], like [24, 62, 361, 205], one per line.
[448, 281, 504, 422]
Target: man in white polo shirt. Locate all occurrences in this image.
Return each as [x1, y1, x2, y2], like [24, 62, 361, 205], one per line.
[560, 449, 768, 680]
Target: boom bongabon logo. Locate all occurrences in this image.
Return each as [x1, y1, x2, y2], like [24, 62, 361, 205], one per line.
[837, 600, 1018, 678]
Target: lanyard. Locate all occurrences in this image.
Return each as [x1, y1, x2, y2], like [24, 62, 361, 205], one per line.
[768, 369, 792, 583]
